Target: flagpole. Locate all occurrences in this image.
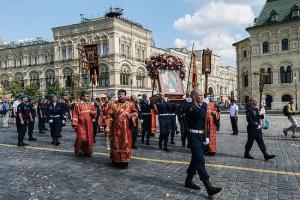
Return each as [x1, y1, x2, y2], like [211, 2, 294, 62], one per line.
[186, 43, 194, 92]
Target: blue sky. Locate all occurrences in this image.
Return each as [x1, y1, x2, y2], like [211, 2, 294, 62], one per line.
[0, 0, 265, 66]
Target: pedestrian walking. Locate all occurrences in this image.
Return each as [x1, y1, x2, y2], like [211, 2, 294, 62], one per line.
[2, 99, 10, 128]
[105, 89, 138, 169]
[72, 92, 96, 157]
[244, 97, 275, 161]
[184, 89, 222, 197]
[283, 97, 299, 138]
[155, 93, 172, 152]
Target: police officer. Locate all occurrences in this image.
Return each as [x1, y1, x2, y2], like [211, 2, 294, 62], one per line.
[155, 93, 172, 152]
[47, 95, 64, 146]
[16, 95, 30, 146]
[244, 97, 275, 161]
[169, 102, 178, 145]
[37, 97, 47, 134]
[184, 89, 222, 197]
[140, 94, 152, 145]
[27, 96, 37, 141]
[178, 91, 193, 147]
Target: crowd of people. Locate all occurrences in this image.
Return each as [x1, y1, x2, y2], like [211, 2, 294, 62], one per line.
[2, 89, 297, 197]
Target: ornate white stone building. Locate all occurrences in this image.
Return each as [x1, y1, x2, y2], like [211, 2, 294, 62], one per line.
[234, 0, 300, 110]
[0, 9, 236, 99]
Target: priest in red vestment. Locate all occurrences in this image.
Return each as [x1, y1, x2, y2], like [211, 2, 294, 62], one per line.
[206, 96, 220, 156]
[105, 89, 138, 168]
[72, 92, 96, 157]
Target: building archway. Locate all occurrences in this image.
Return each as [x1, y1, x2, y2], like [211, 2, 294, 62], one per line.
[282, 94, 292, 102]
[265, 95, 273, 110]
[208, 87, 214, 95]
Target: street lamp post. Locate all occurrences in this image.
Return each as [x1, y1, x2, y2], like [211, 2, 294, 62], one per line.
[295, 76, 298, 110]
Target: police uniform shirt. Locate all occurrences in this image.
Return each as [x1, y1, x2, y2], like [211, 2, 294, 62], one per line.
[47, 103, 63, 118]
[180, 99, 193, 119]
[140, 100, 151, 113]
[246, 106, 260, 129]
[37, 103, 46, 117]
[188, 102, 207, 130]
[156, 99, 172, 114]
[28, 103, 36, 119]
[17, 102, 30, 124]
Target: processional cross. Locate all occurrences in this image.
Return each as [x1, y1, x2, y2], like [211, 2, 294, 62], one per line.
[253, 71, 270, 110]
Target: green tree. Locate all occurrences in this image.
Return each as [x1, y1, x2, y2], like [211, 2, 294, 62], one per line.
[45, 81, 65, 99]
[24, 84, 42, 98]
[8, 76, 24, 97]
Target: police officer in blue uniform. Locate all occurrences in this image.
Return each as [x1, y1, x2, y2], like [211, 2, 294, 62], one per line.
[244, 97, 275, 161]
[27, 96, 37, 141]
[46, 95, 64, 146]
[16, 95, 30, 146]
[140, 94, 152, 145]
[37, 97, 47, 134]
[169, 102, 178, 145]
[93, 99, 101, 143]
[155, 93, 172, 152]
[184, 89, 222, 197]
[178, 91, 193, 147]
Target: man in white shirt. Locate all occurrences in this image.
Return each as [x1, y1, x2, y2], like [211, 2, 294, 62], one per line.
[229, 99, 239, 135]
[12, 96, 21, 124]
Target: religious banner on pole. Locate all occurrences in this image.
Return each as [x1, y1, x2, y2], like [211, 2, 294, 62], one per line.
[191, 50, 197, 89]
[79, 44, 99, 85]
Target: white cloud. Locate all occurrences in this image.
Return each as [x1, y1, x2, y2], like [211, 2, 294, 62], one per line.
[185, 0, 265, 6]
[174, 38, 188, 48]
[188, 33, 239, 66]
[174, 1, 255, 35]
[174, 1, 256, 66]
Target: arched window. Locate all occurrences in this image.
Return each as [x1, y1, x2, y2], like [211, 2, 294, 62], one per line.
[136, 68, 145, 88]
[67, 47, 73, 59]
[243, 71, 248, 87]
[15, 73, 24, 87]
[141, 50, 145, 61]
[263, 42, 269, 53]
[121, 44, 125, 56]
[125, 46, 130, 58]
[270, 10, 279, 22]
[62, 48, 67, 60]
[120, 66, 130, 86]
[137, 49, 140, 61]
[282, 95, 292, 102]
[99, 66, 109, 87]
[0, 74, 9, 90]
[63, 68, 73, 87]
[286, 66, 292, 83]
[280, 67, 286, 83]
[291, 5, 300, 19]
[282, 39, 289, 51]
[29, 71, 40, 88]
[45, 70, 55, 88]
[265, 95, 273, 110]
[266, 68, 272, 84]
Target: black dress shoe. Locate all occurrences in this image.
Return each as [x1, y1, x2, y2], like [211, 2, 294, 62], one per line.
[185, 176, 200, 190]
[244, 153, 254, 159]
[132, 145, 138, 149]
[22, 142, 29, 146]
[146, 141, 150, 145]
[163, 147, 169, 152]
[39, 131, 45, 134]
[170, 141, 175, 145]
[28, 137, 37, 141]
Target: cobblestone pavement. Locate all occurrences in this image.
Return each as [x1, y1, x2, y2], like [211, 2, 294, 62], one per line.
[0, 114, 300, 200]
